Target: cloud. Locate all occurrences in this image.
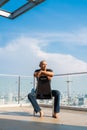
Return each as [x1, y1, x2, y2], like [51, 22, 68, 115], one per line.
[35, 28, 87, 45]
[0, 35, 87, 75]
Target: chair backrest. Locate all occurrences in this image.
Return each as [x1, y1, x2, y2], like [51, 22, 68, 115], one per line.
[36, 76, 52, 99]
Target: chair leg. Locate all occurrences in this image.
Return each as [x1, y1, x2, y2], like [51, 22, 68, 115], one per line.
[52, 97, 54, 116]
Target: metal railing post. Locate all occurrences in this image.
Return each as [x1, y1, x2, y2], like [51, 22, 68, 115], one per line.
[18, 76, 20, 104]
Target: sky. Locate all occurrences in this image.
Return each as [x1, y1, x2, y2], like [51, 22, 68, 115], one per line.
[0, 0, 87, 76]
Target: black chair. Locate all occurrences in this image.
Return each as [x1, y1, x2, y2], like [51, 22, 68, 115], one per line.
[36, 76, 52, 99]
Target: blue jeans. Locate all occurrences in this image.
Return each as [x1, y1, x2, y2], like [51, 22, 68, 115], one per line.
[28, 90, 60, 113]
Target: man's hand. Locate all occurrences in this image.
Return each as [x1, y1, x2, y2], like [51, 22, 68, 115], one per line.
[37, 70, 42, 78]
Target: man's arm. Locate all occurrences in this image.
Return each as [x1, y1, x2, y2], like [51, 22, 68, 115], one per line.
[40, 70, 54, 77]
[34, 69, 54, 80]
[34, 70, 42, 78]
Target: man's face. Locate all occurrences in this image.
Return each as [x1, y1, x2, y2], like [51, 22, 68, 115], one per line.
[40, 61, 47, 70]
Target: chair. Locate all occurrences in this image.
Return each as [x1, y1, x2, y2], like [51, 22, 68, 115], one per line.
[36, 76, 52, 99]
[34, 76, 54, 115]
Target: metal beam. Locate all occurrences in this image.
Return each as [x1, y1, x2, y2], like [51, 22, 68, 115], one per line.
[0, 9, 11, 18]
[0, 0, 45, 19]
[0, 0, 9, 7]
[9, 0, 45, 19]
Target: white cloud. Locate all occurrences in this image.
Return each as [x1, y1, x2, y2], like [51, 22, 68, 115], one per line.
[0, 35, 87, 75]
[35, 28, 87, 45]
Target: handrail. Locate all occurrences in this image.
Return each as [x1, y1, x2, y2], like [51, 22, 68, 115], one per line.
[0, 71, 87, 77]
[54, 71, 87, 76]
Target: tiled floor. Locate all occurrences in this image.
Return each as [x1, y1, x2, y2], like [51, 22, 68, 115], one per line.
[0, 105, 87, 130]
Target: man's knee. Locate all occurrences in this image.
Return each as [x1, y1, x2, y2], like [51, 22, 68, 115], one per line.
[28, 93, 32, 99]
[56, 90, 60, 95]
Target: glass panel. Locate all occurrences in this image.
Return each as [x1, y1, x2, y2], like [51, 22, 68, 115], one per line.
[0, 75, 33, 105]
[52, 73, 87, 108]
[0, 76, 18, 104]
[20, 76, 33, 104]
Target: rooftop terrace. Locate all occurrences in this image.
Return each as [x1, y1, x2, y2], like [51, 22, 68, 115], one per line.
[0, 105, 87, 130]
[0, 72, 87, 129]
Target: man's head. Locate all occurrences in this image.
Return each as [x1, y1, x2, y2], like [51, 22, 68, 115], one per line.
[39, 60, 47, 70]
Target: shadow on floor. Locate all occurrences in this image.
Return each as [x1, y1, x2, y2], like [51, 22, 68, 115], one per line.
[0, 111, 30, 117]
[0, 118, 87, 130]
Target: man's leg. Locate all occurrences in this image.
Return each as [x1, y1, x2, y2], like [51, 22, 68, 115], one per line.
[28, 93, 43, 117]
[52, 90, 60, 118]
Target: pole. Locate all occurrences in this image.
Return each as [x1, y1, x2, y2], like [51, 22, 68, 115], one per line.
[18, 76, 20, 104]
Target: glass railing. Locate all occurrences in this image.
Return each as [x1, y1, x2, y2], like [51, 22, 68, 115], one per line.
[52, 72, 87, 109]
[0, 74, 33, 105]
[0, 72, 87, 109]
